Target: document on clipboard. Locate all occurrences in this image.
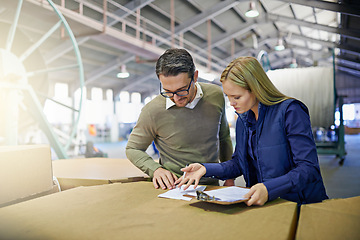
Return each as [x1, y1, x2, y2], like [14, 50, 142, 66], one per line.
[186, 186, 250, 205]
[158, 185, 250, 204]
[158, 185, 206, 201]
[203, 186, 250, 202]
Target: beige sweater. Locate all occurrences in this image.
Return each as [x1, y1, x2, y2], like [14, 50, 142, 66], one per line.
[126, 83, 233, 184]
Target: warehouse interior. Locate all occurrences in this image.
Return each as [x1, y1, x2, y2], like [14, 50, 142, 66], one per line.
[0, 0, 359, 238]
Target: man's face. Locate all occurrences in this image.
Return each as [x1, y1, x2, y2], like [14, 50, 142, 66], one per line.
[159, 72, 197, 107]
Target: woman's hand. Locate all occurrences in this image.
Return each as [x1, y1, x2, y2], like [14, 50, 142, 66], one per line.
[243, 183, 269, 206]
[174, 163, 206, 190]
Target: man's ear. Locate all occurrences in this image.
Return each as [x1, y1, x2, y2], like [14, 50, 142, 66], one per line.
[193, 70, 199, 83]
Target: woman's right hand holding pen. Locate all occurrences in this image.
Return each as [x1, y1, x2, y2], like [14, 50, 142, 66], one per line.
[175, 163, 206, 190]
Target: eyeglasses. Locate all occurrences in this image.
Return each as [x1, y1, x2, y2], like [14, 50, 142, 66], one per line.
[160, 76, 194, 98]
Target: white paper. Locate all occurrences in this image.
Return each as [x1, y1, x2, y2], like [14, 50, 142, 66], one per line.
[203, 186, 250, 202]
[158, 185, 206, 201]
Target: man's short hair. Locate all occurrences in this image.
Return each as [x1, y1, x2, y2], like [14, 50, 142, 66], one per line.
[155, 48, 195, 78]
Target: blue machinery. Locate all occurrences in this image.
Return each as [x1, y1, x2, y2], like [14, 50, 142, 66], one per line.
[316, 96, 346, 165]
[0, 0, 84, 159]
[257, 50, 272, 72]
[315, 49, 346, 165]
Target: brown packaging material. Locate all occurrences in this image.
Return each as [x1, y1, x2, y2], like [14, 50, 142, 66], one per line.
[0, 182, 297, 240]
[52, 158, 150, 190]
[296, 196, 360, 240]
[0, 144, 54, 207]
[0, 184, 59, 208]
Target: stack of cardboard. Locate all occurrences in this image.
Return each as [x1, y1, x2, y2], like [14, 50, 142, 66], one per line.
[52, 157, 150, 190]
[0, 179, 359, 239]
[0, 182, 298, 240]
[296, 196, 360, 239]
[0, 145, 359, 239]
[0, 144, 59, 208]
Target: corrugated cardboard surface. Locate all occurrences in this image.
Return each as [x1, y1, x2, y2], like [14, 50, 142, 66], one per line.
[0, 182, 297, 240]
[296, 196, 360, 240]
[55, 178, 112, 190]
[0, 144, 54, 205]
[0, 183, 59, 208]
[53, 158, 150, 190]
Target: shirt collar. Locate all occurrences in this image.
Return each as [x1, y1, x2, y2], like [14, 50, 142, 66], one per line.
[166, 82, 203, 109]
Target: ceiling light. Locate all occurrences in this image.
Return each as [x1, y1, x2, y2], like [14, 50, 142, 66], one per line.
[117, 65, 130, 78]
[289, 58, 298, 68]
[245, 2, 259, 18]
[274, 38, 285, 51]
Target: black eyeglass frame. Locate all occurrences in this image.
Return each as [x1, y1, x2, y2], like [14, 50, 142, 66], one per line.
[160, 75, 194, 98]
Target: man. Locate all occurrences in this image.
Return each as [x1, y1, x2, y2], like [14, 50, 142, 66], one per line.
[126, 48, 233, 190]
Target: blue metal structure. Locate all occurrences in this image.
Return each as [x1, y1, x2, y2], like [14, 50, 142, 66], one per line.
[0, 0, 85, 159]
[316, 49, 346, 165]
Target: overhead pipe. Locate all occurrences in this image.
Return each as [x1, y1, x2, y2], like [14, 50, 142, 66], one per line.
[179, 33, 183, 48]
[207, 19, 212, 72]
[103, 0, 107, 33]
[61, 0, 65, 38]
[79, 0, 83, 15]
[5, 0, 23, 51]
[136, 8, 140, 39]
[170, 0, 175, 48]
[231, 38, 235, 59]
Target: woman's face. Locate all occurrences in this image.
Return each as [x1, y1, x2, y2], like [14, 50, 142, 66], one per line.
[222, 79, 258, 114]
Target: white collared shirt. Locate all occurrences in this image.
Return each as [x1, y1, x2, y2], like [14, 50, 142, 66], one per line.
[165, 82, 203, 109]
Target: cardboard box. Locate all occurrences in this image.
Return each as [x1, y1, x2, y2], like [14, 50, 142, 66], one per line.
[0, 183, 59, 208]
[296, 196, 360, 240]
[52, 158, 150, 190]
[0, 182, 298, 240]
[0, 144, 55, 207]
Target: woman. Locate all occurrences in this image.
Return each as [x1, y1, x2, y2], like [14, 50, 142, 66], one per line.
[175, 56, 328, 206]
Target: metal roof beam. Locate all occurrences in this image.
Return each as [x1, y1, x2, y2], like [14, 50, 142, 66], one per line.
[174, 0, 239, 34]
[45, 37, 89, 65]
[337, 55, 360, 65]
[285, 32, 335, 48]
[277, 0, 360, 17]
[113, 69, 157, 95]
[200, 21, 258, 50]
[107, 0, 155, 26]
[337, 65, 360, 77]
[46, 0, 149, 65]
[82, 53, 135, 88]
[186, 0, 227, 33]
[268, 14, 360, 40]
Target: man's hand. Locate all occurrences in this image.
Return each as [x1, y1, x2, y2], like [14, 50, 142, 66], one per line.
[243, 183, 268, 206]
[153, 168, 178, 190]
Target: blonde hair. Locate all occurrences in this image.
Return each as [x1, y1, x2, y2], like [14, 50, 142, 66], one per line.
[220, 56, 291, 105]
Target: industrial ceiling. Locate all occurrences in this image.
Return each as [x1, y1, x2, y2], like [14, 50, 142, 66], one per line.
[1, 0, 359, 104]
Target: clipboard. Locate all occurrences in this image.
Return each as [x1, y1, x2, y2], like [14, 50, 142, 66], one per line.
[184, 189, 249, 205]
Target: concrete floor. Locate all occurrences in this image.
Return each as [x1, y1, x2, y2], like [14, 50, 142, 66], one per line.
[95, 134, 360, 200]
[318, 134, 360, 199]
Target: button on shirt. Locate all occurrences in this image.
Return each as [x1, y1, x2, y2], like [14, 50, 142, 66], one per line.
[166, 82, 203, 109]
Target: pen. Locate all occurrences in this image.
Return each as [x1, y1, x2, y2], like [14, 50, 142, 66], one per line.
[182, 164, 189, 179]
[182, 170, 186, 179]
[177, 164, 189, 189]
